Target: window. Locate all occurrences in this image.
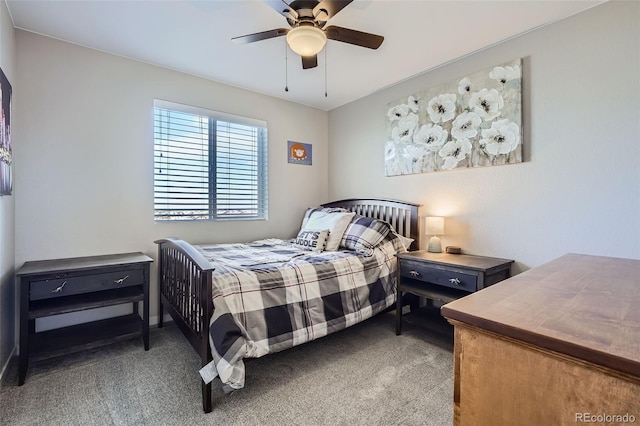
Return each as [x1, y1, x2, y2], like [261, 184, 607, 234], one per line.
[154, 100, 268, 221]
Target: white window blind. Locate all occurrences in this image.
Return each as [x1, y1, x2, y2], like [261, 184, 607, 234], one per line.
[154, 100, 268, 221]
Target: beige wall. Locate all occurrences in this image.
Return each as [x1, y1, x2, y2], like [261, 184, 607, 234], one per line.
[14, 31, 328, 330]
[0, 0, 15, 381]
[328, 1, 640, 270]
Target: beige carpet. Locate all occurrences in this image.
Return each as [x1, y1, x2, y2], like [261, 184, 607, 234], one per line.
[1, 309, 453, 426]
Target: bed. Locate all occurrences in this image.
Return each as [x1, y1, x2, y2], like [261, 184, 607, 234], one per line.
[155, 198, 420, 413]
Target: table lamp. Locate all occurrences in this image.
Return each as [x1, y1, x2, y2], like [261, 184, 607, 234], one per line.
[425, 216, 445, 253]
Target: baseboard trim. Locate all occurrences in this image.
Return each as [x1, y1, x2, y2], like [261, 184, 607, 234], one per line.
[0, 346, 17, 386]
[150, 313, 174, 327]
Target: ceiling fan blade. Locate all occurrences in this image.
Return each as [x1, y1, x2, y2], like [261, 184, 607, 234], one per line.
[302, 55, 318, 69]
[325, 25, 384, 49]
[232, 28, 289, 44]
[313, 0, 353, 20]
[264, 0, 298, 19]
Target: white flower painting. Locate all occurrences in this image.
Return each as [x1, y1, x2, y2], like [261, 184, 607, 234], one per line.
[385, 58, 522, 176]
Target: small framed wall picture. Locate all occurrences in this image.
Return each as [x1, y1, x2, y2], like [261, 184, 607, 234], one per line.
[288, 141, 312, 166]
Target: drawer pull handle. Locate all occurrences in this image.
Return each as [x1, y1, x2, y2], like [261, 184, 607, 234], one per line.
[449, 278, 461, 285]
[52, 281, 67, 293]
[114, 275, 130, 285]
[409, 270, 420, 277]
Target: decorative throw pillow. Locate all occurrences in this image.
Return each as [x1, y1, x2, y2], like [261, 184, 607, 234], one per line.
[302, 211, 355, 251]
[340, 215, 392, 255]
[300, 207, 348, 229]
[292, 229, 329, 253]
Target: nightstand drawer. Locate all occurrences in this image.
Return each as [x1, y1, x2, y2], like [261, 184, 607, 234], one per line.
[30, 268, 143, 301]
[400, 261, 477, 292]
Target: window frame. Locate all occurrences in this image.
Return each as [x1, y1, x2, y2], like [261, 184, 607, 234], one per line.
[153, 99, 268, 222]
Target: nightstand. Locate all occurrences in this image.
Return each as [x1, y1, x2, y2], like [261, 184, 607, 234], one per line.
[395, 251, 513, 335]
[16, 252, 153, 385]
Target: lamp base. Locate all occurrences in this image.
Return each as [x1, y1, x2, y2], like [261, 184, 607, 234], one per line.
[427, 236, 442, 253]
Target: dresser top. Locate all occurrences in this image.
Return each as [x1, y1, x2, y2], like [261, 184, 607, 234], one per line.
[441, 253, 640, 377]
[17, 252, 153, 276]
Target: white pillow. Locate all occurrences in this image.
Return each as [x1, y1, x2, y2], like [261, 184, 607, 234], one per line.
[303, 211, 355, 251]
[292, 229, 329, 253]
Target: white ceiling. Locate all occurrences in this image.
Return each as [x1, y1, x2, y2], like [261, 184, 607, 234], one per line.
[6, 0, 604, 111]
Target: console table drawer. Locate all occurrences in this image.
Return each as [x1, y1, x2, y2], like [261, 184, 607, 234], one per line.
[400, 261, 477, 292]
[30, 268, 144, 301]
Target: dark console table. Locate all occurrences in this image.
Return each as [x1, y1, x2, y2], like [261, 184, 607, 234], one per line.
[16, 252, 153, 385]
[395, 251, 513, 335]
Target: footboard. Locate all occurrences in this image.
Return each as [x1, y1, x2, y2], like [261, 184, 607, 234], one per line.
[154, 238, 215, 412]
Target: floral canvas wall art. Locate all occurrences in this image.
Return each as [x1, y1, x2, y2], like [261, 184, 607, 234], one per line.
[0, 67, 11, 195]
[385, 58, 522, 176]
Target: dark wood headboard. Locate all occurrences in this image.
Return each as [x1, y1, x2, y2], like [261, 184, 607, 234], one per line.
[321, 198, 421, 251]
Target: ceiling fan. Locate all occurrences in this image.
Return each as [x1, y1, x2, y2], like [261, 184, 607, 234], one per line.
[232, 0, 384, 70]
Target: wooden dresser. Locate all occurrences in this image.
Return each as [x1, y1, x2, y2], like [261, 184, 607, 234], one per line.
[441, 253, 640, 426]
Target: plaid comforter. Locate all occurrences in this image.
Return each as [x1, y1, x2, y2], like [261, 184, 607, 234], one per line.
[196, 233, 404, 392]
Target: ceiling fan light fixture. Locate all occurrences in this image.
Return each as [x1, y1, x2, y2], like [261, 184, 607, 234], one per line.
[286, 25, 326, 56]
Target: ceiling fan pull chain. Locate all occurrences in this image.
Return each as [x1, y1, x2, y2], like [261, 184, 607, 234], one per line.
[324, 44, 327, 98]
[285, 39, 289, 92]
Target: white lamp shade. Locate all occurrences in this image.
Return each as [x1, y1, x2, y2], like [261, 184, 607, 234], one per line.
[425, 216, 445, 235]
[286, 26, 327, 56]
